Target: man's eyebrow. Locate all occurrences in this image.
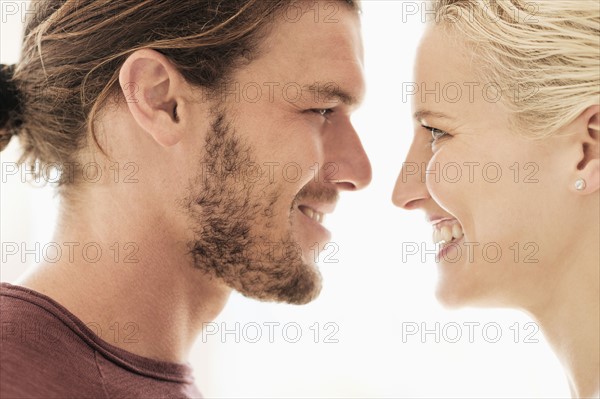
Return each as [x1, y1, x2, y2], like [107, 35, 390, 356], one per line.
[413, 110, 455, 122]
[302, 83, 358, 106]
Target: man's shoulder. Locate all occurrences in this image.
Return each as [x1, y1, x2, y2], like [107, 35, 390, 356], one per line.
[1, 282, 92, 356]
[1, 283, 107, 398]
[0, 283, 203, 398]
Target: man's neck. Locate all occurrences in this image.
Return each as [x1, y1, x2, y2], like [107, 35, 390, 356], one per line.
[19, 201, 231, 363]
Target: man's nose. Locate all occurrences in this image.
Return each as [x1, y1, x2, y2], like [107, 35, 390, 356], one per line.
[323, 119, 372, 192]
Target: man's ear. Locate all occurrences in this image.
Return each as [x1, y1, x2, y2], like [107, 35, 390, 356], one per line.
[118, 49, 188, 147]
[569, 105, 599, 194]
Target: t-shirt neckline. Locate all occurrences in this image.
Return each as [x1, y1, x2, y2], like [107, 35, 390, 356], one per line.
[0, 282, 196, 384]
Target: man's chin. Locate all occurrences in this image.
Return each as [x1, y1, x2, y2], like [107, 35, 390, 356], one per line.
[232, 261, 323, 305]
[285, 265, 323, 305]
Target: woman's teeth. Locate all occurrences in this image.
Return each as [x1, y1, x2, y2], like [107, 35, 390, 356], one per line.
[300, 206, 324, 224]
[432, 222, 464, 245]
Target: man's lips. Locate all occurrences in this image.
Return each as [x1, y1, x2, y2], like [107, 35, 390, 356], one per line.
[297, 202, 336, 225]
[293, 182, 338, 229]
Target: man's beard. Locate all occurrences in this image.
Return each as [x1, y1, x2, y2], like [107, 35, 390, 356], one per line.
[183, 110, 328, 305]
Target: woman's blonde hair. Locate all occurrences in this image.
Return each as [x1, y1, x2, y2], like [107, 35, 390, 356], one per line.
[430, 0, 599, 137]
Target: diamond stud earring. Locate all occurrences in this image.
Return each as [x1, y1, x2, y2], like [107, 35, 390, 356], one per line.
[575, 179, 587, 191]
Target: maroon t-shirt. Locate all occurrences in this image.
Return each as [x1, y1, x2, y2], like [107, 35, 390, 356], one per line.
[0, 283, 203, 398]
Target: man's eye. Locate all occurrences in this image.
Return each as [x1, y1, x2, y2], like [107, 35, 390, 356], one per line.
[310, 108, 334, 118]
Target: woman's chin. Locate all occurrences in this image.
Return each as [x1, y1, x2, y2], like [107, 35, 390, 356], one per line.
[435, 284, 469, 309]
[434, 274, 499, 309]
[435, 280, 512, 309]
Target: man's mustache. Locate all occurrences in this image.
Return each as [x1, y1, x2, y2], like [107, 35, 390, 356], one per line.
[294, 183, 338, 204]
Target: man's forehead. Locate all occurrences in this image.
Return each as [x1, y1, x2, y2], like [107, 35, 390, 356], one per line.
[259, 3, 365, 104]
[303, 82, 358, 106]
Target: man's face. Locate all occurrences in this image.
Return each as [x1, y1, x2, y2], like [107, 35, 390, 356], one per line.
[184, 2, 371, 305]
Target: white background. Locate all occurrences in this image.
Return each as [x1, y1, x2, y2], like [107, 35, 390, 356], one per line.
[1, 1, 570, 397]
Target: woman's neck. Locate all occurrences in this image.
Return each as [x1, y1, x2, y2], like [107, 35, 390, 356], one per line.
[530, 235, 599, 398]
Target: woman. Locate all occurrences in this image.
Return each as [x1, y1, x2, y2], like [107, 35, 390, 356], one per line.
[393, 0, 599, 397]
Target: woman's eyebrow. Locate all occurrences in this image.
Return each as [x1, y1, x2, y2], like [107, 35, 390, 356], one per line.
[413, 110, 455, 122]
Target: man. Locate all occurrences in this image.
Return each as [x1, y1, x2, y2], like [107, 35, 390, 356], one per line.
[0, 0, 370, 396]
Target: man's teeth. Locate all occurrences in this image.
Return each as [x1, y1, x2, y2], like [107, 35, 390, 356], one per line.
[432, 222, 464, 245]
[300, 206, 324, 223]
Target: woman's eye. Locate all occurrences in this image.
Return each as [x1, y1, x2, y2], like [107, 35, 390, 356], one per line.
[423, 125, 450, 146]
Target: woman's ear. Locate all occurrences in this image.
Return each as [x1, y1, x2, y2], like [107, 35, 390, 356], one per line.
[570, 105, 599, 194]
[118, 49, 188, 147]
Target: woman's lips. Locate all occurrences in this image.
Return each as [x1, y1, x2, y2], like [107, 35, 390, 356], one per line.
[431, 219, 464, 246]
[437, 235, 465, 260]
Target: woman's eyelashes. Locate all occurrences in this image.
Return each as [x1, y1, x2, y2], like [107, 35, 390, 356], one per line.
[422, 125, 451, 147]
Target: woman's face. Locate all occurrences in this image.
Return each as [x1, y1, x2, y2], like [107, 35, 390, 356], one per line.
[393, 26, 582, 309]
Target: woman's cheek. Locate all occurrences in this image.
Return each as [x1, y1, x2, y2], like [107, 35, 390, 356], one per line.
[425, 150, 463, 213]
